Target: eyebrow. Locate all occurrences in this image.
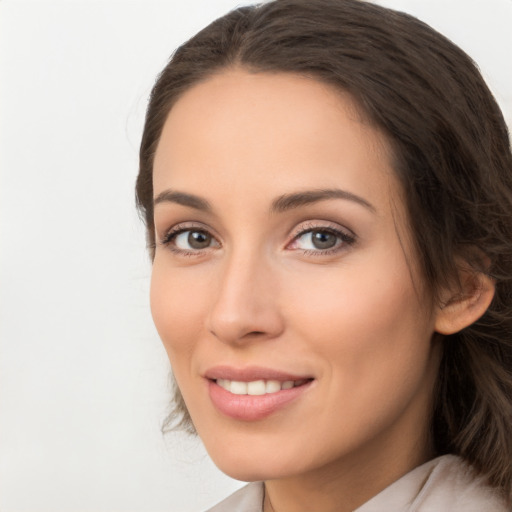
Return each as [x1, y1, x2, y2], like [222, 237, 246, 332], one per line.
[271, 188, 376, 213]
[153, 188, 375, 214]
[153, 190, 212, 212]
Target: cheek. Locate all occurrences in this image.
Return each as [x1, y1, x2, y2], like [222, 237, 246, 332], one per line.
[149, 260, 209, 364]
[284, 256, 433, 387]
[280, 261, 436, 454]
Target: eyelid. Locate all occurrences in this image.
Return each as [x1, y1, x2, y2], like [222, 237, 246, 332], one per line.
[286, 220, 357, 253]
[157, 219, 356, 256]
[159, 221, 213, 240]
[159, 222, 221, 251]
[288, 220, 355, 241]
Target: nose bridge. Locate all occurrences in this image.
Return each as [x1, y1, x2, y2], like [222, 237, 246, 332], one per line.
[207, 244, 283, 344]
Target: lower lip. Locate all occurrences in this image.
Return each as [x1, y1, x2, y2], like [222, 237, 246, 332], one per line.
[207, 380, 313, 421]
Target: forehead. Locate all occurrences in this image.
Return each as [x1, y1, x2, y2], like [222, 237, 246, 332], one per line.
[153, 69, 399, 213]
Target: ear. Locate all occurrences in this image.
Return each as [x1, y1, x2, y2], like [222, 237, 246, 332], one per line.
[435, 268, 495, 335]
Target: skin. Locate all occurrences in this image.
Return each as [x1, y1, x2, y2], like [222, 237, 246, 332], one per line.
[150, 69, 447, 512]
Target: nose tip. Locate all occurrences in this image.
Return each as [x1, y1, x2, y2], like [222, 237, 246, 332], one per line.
[206, 258, 284, 345]
[209, 313, 280, 344]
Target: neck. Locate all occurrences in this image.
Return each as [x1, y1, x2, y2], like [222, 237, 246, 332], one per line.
[261, 338, 442, 512]
[262, 420, 434, 512]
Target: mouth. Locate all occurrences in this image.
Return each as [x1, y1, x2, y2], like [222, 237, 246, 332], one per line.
[204, 367, 314, 421]
[215, 378, 312, 395]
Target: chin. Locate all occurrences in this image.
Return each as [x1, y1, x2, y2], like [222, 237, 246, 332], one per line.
[197, 430, 294, 482]
[201, 428, 328, 483]
[213, 454, 294, 483]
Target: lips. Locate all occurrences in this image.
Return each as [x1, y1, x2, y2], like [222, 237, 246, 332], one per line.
[217, 378, 310, 395]
[205, 366, 314, 421]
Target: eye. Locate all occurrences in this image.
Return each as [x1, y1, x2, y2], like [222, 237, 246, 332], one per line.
[298, 230, 339, 250]
[288, 224, 355, 255]
[175, 230, 213, 250]
[161, 225, 220, 254]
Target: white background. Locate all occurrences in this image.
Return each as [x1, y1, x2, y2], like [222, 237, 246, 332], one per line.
[1, 1, 511, 511]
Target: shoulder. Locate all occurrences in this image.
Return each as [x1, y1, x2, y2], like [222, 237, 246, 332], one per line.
[357, 454, 509, 512]
[203, 456, 510, 512]
[412, 455, 509, 512]
[204, 482, 264, 512]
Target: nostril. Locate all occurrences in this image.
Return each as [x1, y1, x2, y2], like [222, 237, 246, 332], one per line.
[207, 301, 285, 343]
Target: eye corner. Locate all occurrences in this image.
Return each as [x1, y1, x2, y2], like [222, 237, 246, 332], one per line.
[159, 222, 221, 257]
[286, 220, 357, 256]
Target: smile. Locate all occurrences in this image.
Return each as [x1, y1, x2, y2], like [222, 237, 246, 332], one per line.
[216, 378, 310, 395]
[205, 368, 314, 421]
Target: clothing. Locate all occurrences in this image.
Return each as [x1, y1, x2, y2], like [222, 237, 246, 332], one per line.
[205, 455, 509, 511]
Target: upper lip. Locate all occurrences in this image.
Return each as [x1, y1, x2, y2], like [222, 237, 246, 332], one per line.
[204, 365, 313, 382]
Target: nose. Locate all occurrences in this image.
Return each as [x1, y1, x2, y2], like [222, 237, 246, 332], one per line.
[206, 250, 284, 345]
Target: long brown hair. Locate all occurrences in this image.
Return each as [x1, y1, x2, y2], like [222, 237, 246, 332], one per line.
[136, 0, 512, 500]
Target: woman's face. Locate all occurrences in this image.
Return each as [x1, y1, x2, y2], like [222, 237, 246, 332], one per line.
[150, 70, 442, 483]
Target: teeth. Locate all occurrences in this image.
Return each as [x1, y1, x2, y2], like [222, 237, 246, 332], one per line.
[216, 378, 306, 395]
[265, 380, 281, 393]
[230, 381, 247, 395]
[247, 380, 266, 395]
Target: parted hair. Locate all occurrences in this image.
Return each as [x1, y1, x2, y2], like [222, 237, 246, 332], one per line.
[136, 0, 512, 501]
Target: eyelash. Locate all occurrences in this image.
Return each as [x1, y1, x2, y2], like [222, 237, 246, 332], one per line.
[160, 223, 218, 257]
[159, 222, 356, 257]
[289, 222, 356, 257]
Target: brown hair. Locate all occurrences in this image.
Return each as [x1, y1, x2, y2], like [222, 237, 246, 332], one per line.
[136, 0, 512, 500]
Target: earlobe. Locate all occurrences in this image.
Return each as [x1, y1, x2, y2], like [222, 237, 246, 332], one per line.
[434, 270, 495, 335]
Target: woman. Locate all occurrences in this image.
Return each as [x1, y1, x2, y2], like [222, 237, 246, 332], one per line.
[136, 0, 512, 510]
